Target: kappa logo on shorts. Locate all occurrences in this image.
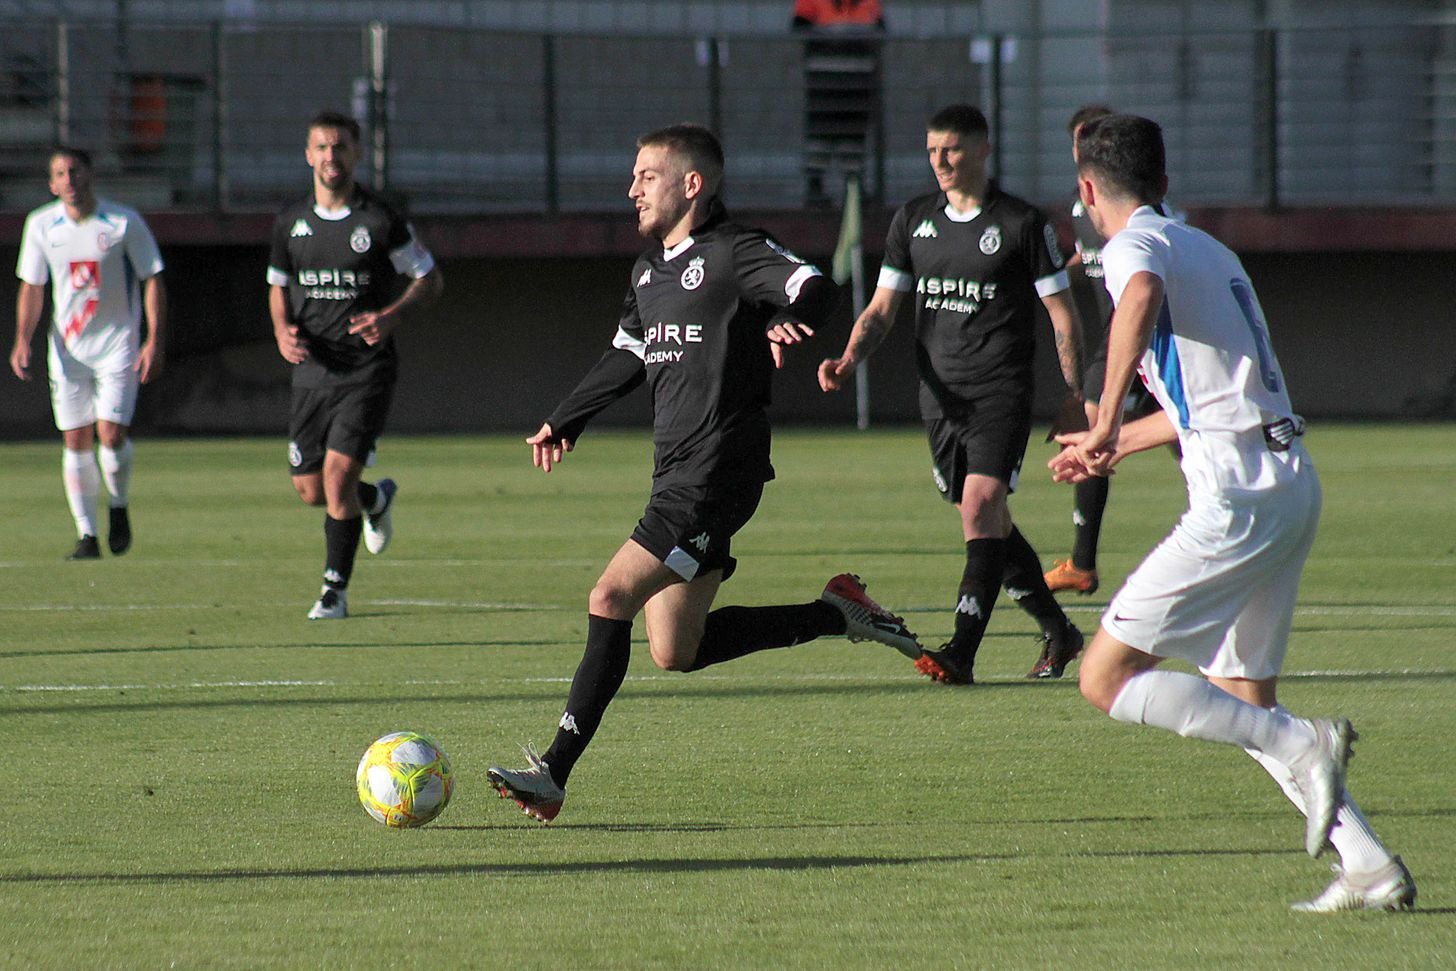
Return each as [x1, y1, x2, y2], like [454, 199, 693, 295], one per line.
[288, 441, 302, 468]
[979, 225, 1002, 255]
[350, 226, 372, 253]
[680, 255, 706, 290]
[689, 531, 710, 552]
[912, 219, 939, 239]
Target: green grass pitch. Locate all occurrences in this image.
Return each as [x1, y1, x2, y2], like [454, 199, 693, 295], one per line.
[2, 424, 1452, 968]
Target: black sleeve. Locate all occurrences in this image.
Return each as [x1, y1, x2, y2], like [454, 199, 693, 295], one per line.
[543, 286, 647, 441]
[544, 349, 646, 443]
[766, 273, 840, 333]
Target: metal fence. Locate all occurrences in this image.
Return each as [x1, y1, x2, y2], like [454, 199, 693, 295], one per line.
[0, 18, 1452, 214]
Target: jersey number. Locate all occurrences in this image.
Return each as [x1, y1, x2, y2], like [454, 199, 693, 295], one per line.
[1229, 279, 1280, 393]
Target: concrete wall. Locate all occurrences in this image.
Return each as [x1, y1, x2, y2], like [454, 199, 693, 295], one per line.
[2, 245, 1454, 442]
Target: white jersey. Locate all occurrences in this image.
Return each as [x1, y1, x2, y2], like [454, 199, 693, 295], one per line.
[16, 198, 165, 367]
[1102, 206, 1300, 498]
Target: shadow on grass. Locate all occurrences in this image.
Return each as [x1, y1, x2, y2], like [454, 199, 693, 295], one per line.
[0, 851, 1012, 886]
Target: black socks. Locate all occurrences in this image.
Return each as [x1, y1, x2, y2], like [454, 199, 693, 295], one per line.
[687, 601, 844, 671]
[1071, 476, 1110, 571]
[543, 615, 633, 787]
[949, 537, 1004, 663]
[322, 515, 362, 589]
[1002, 526, 1071, 635]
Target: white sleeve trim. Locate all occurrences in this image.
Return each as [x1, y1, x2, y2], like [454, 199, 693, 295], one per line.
[266, 266, 291, 287]
[612, 325, 646, 360]
[877, 266, 913, 292]
[389, 229, 436, 279]
[1034, 269, 1071, 298]
[784, 264, 822, 302]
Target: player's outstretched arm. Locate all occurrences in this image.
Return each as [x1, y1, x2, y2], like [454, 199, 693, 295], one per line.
[527, 422, 573, 472]
[819, 286, 902, 392]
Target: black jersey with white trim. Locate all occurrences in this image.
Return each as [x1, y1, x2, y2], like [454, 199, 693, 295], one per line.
[880, 183, 1068, 416]
[267, 185, 434, 388]
[547, 205, 825, 490]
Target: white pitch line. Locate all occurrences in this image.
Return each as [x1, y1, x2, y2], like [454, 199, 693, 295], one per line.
[0, 599, 560, 613]
[5, 668, 1445, 695]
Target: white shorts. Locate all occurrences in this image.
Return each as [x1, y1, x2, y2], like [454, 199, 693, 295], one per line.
[48, 345, 139, 431]
[1102, 459, 1321, 681]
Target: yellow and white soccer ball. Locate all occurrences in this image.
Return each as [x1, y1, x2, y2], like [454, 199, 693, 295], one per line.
[356, 731, 454, 827]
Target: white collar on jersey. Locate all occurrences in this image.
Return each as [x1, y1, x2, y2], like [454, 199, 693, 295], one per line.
[662, 235, 696, 260]
[313, 203, 352, 221]
[943, 201, 982, 223]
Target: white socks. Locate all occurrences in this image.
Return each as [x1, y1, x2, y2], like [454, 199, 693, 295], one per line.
[1108, 669, 1317, 767]
[62, 448, 101, 538]
[98, 439, 133, 508]
[1110, 672, 1394, 876]
[1247, 707, 1393, 875]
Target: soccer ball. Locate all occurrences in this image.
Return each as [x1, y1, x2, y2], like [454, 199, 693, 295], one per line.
[356, 731, 454, 827]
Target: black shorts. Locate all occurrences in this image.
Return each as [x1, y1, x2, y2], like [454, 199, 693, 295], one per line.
[630, 479, 765, 583]
[287, 380, 394, 475]
[926, 395, 1031, 503]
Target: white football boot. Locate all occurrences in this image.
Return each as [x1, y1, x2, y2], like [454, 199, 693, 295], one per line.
[487, 745, 565, 823]
[307, 585, 348, 620]
[1292, 855, 1416, 913]
[363, 478, 397, 555]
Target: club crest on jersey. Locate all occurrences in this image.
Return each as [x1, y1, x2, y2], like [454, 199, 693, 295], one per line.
[349, 226, 371, 253]
[680, 255, 705, 290]
[94, 232, 112, 252]
[979, 225, 1002, 255]
[912, 219, 939, 239]
[290, 219, 313, 238]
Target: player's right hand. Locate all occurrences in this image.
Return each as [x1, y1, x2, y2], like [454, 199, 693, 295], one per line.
[527, 423, 573, 472]
[9, 343, 30, 380]
[817, 356, 855, 392]
[276, 325, 309, 364]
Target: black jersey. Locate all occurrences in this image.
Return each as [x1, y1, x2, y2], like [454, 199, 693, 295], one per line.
[880, 183, 1068, 417]
[1071, 196, 1113, 324]
[267, 186, 434, 388]
[547, 204, 825, 490]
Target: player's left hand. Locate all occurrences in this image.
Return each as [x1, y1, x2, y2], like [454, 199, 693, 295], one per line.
[349, 310, 397, 346]
[766, 320, 814, 370]
[135, 341, 165, 383]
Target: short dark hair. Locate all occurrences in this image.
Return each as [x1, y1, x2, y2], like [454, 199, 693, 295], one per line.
[1068, 103, 1114, 137]
[927, 104, 989, 140]
[49, 145, 92, 171]
[308, 110, 360, 143]
[638, 123, 724, 194]
[1075, 113, 1166, 204]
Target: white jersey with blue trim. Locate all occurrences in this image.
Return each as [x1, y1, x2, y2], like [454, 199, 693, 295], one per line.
[1102, 205, 1302, 497]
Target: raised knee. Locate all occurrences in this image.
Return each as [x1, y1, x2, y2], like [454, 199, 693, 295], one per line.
[589, 584, 635, 619]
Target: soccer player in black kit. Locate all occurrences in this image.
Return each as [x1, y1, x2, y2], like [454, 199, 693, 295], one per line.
[267, 110, 443, 619]
[487, 124, 920, 823]
[820, 104, 1086, 685]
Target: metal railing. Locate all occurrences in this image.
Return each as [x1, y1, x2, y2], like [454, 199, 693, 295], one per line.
[1, 18, 1452, 214]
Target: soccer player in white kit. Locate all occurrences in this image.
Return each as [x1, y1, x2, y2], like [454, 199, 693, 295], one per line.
[1050, 114, 1414, 912]
[11, 147, 167, 560]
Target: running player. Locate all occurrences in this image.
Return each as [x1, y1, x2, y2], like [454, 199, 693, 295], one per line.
[818, 104, 1086, 685]
[266, 110, 443, 619]
[1051, 112, 1415, 912]
[11, 146, 167, 559]
[486, 123, 920, 823]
